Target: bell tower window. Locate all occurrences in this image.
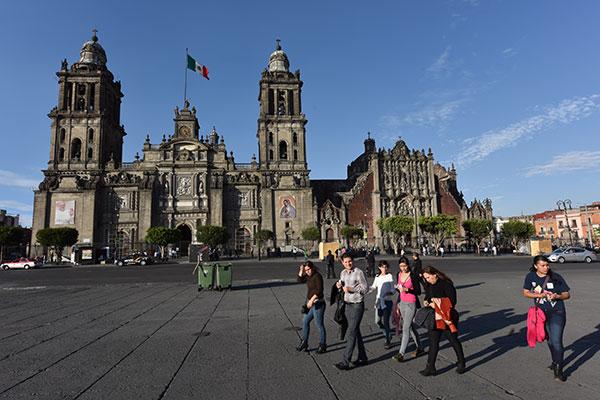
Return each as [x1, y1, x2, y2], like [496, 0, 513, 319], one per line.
[60, 128, 66, 143]
[268, 132, 273, 144]
[71, 138, 82, 160]
[294, 150, 298, 160]
[269, 149, 274, 160]
[88, 128, 94, 142]
[59, 148, 65, 161]
[292, 131, 297, 144]
[87, 147, 93, 160]
[77, 97, 85, 111]
[279, 141, 288, 160]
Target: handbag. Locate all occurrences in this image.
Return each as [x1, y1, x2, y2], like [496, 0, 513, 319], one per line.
[414, 307, 434, 330]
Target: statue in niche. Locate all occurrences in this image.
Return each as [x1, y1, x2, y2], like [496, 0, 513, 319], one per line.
[162, 175, 170, 195]
[398, 201, 412, 216]
[197, 175, 204, 195]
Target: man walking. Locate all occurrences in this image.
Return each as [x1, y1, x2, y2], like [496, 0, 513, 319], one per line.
[335, 253, 368, 370]
[325, 250, 336, 279]
[366, 250, 375, 277]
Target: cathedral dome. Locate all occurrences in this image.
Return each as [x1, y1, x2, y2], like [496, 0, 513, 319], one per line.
[79, 31, 107, 66]
[268, 40, 289, 72]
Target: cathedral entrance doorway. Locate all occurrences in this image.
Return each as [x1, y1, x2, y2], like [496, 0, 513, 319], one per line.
[235, 228, 252, 255]
[176, 224, 192, 257]
[325, 228, 334, 243]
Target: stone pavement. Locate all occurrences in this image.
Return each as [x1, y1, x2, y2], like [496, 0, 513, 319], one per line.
[1, 263, 599, 399]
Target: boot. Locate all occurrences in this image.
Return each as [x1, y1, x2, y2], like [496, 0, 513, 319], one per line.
[419, 364, 437, 376]
[456, 361, 466, 374]
[553, 364, 566, 382]
[296, 341, 308, 352]
[316, 343, 327, 354]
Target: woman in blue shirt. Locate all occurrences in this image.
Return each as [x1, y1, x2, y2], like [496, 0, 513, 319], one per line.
[522, 255, 571, 382]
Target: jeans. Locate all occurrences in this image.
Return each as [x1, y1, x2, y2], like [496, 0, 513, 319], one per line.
[342, 302, 367, 365]
[302, 301, 326, 345]
[398, 301, 421, 355]
[375, 300, 393, 342]
[545, 309, 566, 365]
[326, 264, 336, 279]
[427, 328, 465, 368]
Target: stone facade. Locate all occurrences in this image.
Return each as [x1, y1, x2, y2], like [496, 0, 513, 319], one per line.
[31, 33, 492, 258]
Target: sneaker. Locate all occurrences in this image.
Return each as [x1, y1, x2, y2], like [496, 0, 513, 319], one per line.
[419, 366, 437, 376]
[317, 344, 327, 354]
[295, 341, 308, 352]
[334, 362, 351, 371]
[392, 353, 404, 363]
[384, 340, 392, 350]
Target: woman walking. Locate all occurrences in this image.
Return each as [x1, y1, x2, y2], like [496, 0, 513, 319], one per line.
[392, 257, 424, 362]
[420, 266, 466, 376]
[523, 255, 570, 381]
[296, 261, 327, 354]
[368, 260, 395, 348]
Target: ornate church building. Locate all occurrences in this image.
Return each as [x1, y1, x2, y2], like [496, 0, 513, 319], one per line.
[31, 33, 492, 259]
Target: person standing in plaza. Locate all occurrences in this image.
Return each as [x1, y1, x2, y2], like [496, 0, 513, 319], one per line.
[411, 252, 423, 280]
[325, 250, 336, 279]
[420, 266, 466, 376]
[393, 257, 424, 362]
[335, 253, 368, 370]
[523, 255, 571, 381]
[296, 261, 327, 354]
[366, 250, 376, 277]
[367, 260, 395, 349]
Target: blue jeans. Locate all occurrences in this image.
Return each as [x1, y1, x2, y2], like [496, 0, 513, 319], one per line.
[342, 302, 367, 365]
[545, 309, 566, 365]
[302, 301, 326, 345]
[375, 300, 393, 342]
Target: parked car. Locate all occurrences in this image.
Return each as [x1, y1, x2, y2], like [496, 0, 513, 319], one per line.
[115, 254, 154, 267]
[1, 257, 41, 270]
[548, 247, 597, 264]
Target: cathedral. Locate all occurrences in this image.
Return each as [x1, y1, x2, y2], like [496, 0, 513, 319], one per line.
[31, 33, 492, 260]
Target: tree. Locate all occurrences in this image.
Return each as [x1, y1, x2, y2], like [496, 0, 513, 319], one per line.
[377, 216, 414, 254]
[36, 227, 79, 264]
[196, 225, 229, 248]
[145, 227, 182, 258]
[340, 225, 363, 247]
[462, 219, 493, 254]
[419, 214, 457, 254]
[254, 229, 274, 261]
[301, 226, 321, 252]
[501, 220, 535, 250]
[0, 226, 27, 261]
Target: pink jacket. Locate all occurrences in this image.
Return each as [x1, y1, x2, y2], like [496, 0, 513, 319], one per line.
[527, 306, 546, 347]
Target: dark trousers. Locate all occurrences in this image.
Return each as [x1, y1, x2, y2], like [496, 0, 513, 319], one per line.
[342, 302, 367, 365]
[427, 329, 465, 368]
[545, 309, 566, 365]
[326, 264, 336, 279]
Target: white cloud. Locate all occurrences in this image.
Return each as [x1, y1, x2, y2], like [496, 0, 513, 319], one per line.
[525, 150, 600, 177]
[381, 99, 468, 131]
[456, 94, 600, 167]
[0, 200, 32, 213]
[427, 46, 452, 78]
[0, 169, 39, 189]
[502, 47, 518, 58]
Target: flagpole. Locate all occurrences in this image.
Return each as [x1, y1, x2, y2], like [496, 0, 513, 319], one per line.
[184, 48, 188, 106]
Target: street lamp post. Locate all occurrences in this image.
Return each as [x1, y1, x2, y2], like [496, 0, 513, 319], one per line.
[556, 199, 573, 246]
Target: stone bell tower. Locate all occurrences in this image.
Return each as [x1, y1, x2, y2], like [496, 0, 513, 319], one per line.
[47, 30, 125, 171]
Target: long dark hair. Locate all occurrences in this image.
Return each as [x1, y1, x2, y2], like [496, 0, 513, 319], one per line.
[304, 260, 319, 273]
[530, 255, 553, 278]
[376, 260, 390, 276]
[398, 256, 411, 272]
[422, 265, 453, 284]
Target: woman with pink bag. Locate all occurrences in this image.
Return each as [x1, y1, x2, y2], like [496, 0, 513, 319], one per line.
[523, 255, 571, 382]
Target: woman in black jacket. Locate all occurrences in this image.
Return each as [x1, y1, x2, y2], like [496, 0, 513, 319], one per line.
[420, 265, 466, 376]
[392, 257, 424, 362]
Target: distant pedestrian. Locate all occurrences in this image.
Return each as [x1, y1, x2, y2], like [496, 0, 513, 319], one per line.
[366, 250, 375, 277]
[492, 245, 498, 256]
[400, 248, 405, 257]
[483, 246, 489, 256]
[367, 260, 395, 349]
[334, 254, 368, 370]
[439, 246, 445, 258]
[325, 250, 336, 279]
[522, 255, 571, 382]
[420, 266, 466, 376]
[411, 252, 423, 279]
[293, 248, 298, 259]
[296, 261, 327, 354]
[393, 257, 424, 362]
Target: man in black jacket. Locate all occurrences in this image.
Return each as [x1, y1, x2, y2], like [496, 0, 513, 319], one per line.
[325, 250, 336, 279]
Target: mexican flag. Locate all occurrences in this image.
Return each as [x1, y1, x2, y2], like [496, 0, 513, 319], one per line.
[187, 54, 209, 80]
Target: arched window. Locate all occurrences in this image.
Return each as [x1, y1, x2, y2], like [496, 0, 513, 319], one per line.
[71, 138, 82, 160]
[87, 147, 93, 160]
[58, 147, 65, 161]
[293, 149, 298, 160]
[279, 141, 288, 160]
[88, 128, 94, 142]
[269, 149, 273, 160]
[60, 128, 66, 143]
[268, 132, 273, 144]
[292, 131, 298, 144]
[77, 97, 85, 111]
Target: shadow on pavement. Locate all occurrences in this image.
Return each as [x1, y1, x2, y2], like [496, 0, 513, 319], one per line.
[563, 323, 600, 378]
[232, 280, 299, 291]
[455, 282, 485, 290]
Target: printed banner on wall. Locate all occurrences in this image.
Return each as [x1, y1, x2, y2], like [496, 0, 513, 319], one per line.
[279, 195, 297, 219]
[55, 200, 75, 225]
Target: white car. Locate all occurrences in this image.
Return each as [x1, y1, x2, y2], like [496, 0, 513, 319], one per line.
[1, 257, 40, 270]
[548, 247, 597, 264]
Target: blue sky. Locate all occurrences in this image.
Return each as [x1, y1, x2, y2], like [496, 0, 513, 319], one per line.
[1, 0, 599, 226]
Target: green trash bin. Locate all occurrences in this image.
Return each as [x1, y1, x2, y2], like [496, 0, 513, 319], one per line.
[197, 262, 215, 291]
[215, 263, 232, 290]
